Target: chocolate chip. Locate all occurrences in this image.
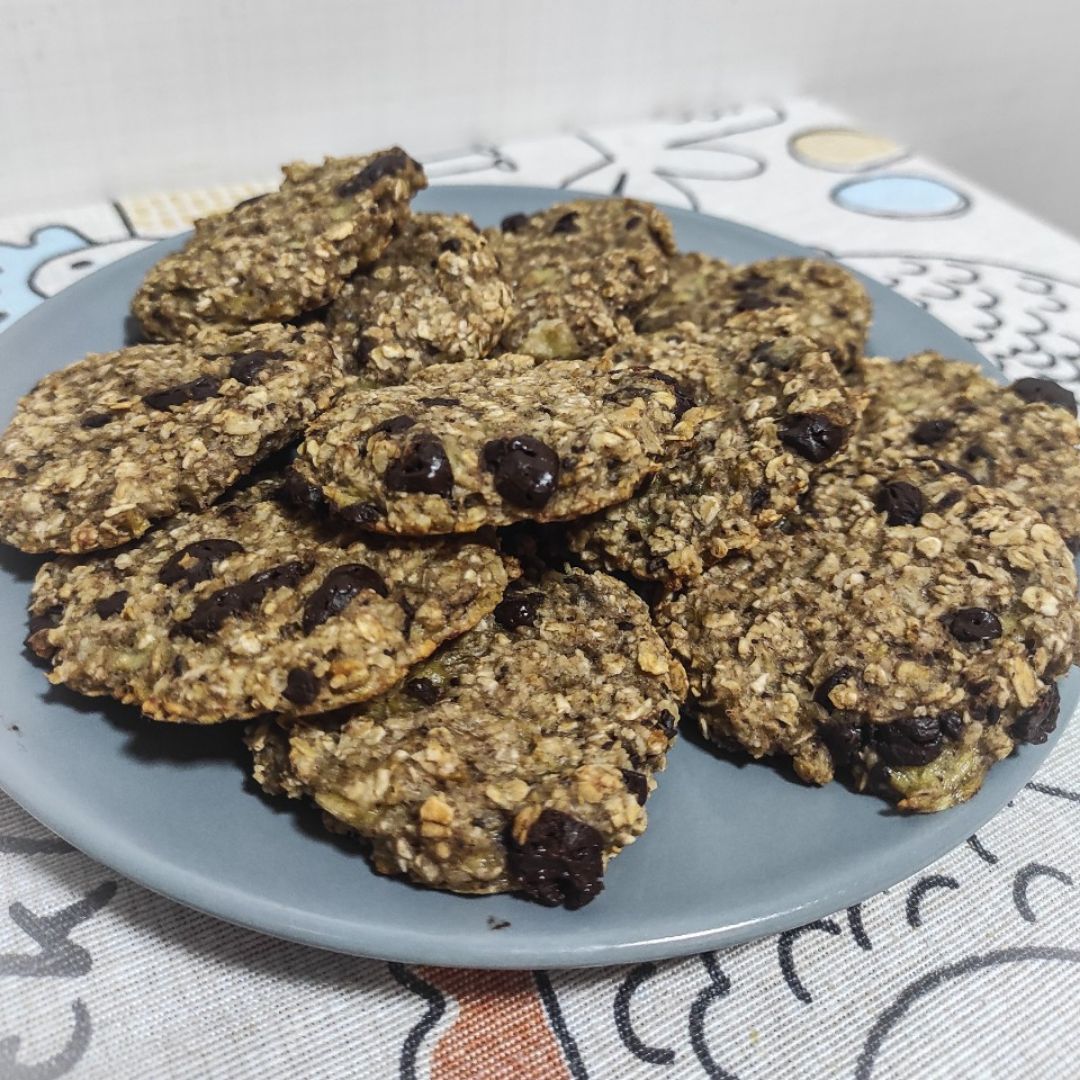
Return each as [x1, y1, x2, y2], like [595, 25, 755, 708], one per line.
[550, 211, 580, 234]
[963, 441, 994, 465]
[283, 668, 320, 706]
[616, 619, 636, 631]
[481, 436, 560, 509]
[633, 369, 695, 417]
[625, 215, 642, 230]
[779, 413, 845, 463]
[142, 375, 221, 411]
[820, 713, 865, 769]
[1010, 683, 1060, 743]
[813, 666, 855, 713]
[620, 769, 648, 805]
[336, 148, 415, 196]
[1011, 377, 1077, 416]
[439, 237, 463, 254]
[493, 590, 543, 631]
[939, 711, 965, 740]
[337, 500, 385, 526]
[94, 590, 129, 619]
[398, 596, 416, 637]
[385, 434, 454, 496]
[26, 604, 63, 646]
[878, 715, 944, 767]
[948, 607, 1002, 643]
[371, 414, 416, 436]
[302, 563, 388, 632]
[418, 397, 460, 408]
[282, 471, 328, 515]
[404, 676, 440, 705]
[911, 418, 954, 446]
[735, 293, 778, 312]
[749, 486, 770, 512]
[500, 212, 530, 233]
[159, 539, 245, 590]
[234, 193, 267, 210]
[80, 411, 114, 429]
[228, 349, 285, 385]
[935, 490, 963, 511]
[875, 481, 924, 526]
[508, 808, 604, 909]
[172, 560, 311, 641]
[655, 709, 678, 738]
[733, 271, 769, 292]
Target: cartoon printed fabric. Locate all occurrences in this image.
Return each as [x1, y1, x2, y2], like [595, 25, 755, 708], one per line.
[1, 99, 1079, 1078]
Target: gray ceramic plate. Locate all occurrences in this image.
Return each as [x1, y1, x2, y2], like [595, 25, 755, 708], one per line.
[0, 185, 1072, 969]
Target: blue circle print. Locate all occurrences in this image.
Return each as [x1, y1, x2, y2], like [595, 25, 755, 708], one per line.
[832, 174, 970, 219]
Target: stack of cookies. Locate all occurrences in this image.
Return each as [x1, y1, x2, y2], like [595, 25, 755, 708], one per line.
[4, 146, 1079, 908]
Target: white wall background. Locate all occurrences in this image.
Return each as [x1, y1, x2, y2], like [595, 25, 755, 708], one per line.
[0, 0, 1076, 234]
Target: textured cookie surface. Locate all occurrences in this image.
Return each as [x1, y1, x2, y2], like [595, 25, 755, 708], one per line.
[638, 256, 871, 374]
[248, 568, 687, 906]
[131, 149, 427, 339]
[656, 459, 1080, 812]
[289, 353, 703, 534]
[488, 198, 675, 359]
[27, 481, 513, 723]
[855, 353, 1080, 550]
[0, 325, 341, 553]
[326, 212, 513, 384]
[568, 324, 862, 586]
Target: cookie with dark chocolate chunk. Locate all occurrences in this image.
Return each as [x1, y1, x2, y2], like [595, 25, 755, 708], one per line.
[27, 480, 514, 722]
[0, 324, 342, 553]
[290, 352, 706, 534]
[247, 568, 686, 905]
[656, 459, 1080, 812]
[131, 149, 427, 340]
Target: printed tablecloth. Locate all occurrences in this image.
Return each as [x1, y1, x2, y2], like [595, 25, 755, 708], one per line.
[2, 99, 1079, 1079]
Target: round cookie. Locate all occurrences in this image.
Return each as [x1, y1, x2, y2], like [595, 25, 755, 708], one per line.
[287, 353, 704, 534]
[856, 353, 1080, 550]
[656, 459, 1080, 812]
[247, 568, 687, 907]
[567, 324, 863, 587]
[27, 480, 514, 723]
[487, 198, 675, 360]
[0, 324, 341, 554]
[326, 212, 513, 384]
[131, 149, 427, 340]
[637, 255, 872, 375]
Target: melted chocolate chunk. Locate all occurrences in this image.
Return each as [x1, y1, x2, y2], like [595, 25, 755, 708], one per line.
[779, 413, 845, 463]
[939, 711, 965, 740]
[234, 193, 267, 211]
[337, 500, 385, 527]
[26, 604, 64, 645]
[1010, 683, 1060, 744]
[439, 237, 463, 254]
[620, 769, 649, 805]
[493, 591, 543, 631]
[1011, 377, 1077, 416]
[911, 418, 954, 446]
[385, 434, 454, 496]
[335, 148, 415, 196]
[228, 349, 285, 385]
[655, 709, 678, 738]
[813, 666, 855, 713]
[508, 808, 604, 909]
[172, 560, 311, 641]
[875, 481, 924, 526]
[80, 411, 114, 429]
[142, 375, 221, 411]
[371, 414, 416, 437]
[302, 563, 388, 632]
[481, 436, 560, 509]
[550, 211, 580, 234]
[749, 486, 770, 512]
[283, 668, 320, 706]
[93, 591, 129, 619]
[282, 471, 328, 515]
[633, 369, 695, 417]
[418, 397, 460, 408]
[404, 676, 440, 706]
[820, 713, 865, 769]
[159, 539, 245, 590]
[877, 715, 944, 767]
[735, 293, 779, 312]
[500, 212, 530, 233]
[948, 607, 1002, 643]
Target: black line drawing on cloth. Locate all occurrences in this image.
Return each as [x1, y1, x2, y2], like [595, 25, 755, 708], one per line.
[0, 881, 117, 979]
[534, 972, 588, 1080]
[0, 998, 91, 1080]
[387, 964, 446, 1080]
[0, 836, 73, 856]
[777, 919, 843, 1004]
[687, 953, 737, 1080]
[966, 833, 999, 865]
[421, 146, 518, 181]
[905, 875, 961, 929]
[1013, 862, 1075, 923]
[854, 947, 1080, 1079]
[847, 904, 873, 951]
[1026, 780, 1080, 804]
[613, 962, 677, 1066]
